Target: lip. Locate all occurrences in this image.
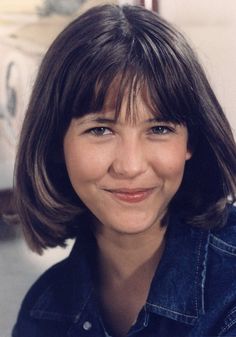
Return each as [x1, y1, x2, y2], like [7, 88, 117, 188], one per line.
[104, 187, 155, 203]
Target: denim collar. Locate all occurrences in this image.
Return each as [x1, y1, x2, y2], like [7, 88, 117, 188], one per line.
[146, 216, 209, 325]
[30, 226, 97, 323]
[30, 215, 210, 326]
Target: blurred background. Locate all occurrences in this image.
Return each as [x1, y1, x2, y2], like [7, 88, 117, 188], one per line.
[0, 1, 235, 336]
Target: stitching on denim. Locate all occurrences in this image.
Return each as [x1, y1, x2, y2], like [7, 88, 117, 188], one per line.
[209, 241, 236, 257]
[146, 302, 197, 319]
[143, 305, 149, 327]
[73, 287, 94, 323]
[200, 230, 210, 315]
[210, 235, 236, 256]
[194, 232, 200, 314]
[30, 310, 73, 320]
[229, 308, 236, 316]
[210, 234, 236, 249]
[30, 285, 94, 322]
[194, 230, 207, 316]
[218, 319, 236, 336]
[32, 283, 53, 309]
[211, 244, 236, 257]
[218, 307, 236, 335]
[30, 282, 63, 319]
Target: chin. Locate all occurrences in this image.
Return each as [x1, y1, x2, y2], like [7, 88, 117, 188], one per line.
[106, 214, 162, 236]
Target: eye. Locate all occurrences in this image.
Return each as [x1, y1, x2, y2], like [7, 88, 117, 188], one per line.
[150, 125, 175, 135]
[87, 127, 112, 136]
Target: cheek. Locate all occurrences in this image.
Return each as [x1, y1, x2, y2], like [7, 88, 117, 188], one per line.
[151, 144, 189, 181]
[64, 143, 111, 185]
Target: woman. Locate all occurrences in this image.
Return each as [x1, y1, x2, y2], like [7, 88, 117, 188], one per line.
[13, 4, 236, 337]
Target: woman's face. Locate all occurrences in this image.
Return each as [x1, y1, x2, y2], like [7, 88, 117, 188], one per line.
[63, 94, 192, 236]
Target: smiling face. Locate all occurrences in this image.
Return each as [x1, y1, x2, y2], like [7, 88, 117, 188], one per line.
[63, 93, 192, 237]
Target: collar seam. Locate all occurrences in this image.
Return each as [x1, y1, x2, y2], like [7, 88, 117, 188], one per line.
[146, 302, 198, 319]
[194, 229, 209, 316]
[30, 286, 95, 322]
[73, 287, 95, 324]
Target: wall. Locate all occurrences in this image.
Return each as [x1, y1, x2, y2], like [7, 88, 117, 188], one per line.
[160, 0, 236, 136]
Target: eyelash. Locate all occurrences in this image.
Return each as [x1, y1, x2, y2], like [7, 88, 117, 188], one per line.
[150, 125, 176, 135]
[86, 125, 176, 137]
[87, 127, 112, 136]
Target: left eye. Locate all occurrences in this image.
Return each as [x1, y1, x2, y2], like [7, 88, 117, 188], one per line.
[88, 127, 112, 136]
[150, 126, 174, 135]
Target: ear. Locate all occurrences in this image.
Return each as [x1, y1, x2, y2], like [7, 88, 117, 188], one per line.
[185, 148, 192, 161]
[186, 131, 198, 161]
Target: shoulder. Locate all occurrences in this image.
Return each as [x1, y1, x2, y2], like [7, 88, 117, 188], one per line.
[16, 232, 94, 317]
[17, 257, 72, 316]
[204, 205, 236, 335]
[209, 205, 236, 256]
[12, 257, 73, 337]
[13, 236, 96, 337]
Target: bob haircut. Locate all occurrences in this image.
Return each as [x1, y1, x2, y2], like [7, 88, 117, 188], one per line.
[15, 4, 236, 253]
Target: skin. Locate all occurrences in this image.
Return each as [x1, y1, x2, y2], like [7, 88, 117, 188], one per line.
[63, 93, 192, 336]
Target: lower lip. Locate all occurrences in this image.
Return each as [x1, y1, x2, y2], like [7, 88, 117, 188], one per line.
[108, 189, 154, 203]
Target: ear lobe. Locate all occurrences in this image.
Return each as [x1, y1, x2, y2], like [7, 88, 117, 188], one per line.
[186, 131, 198, 161]
[186, 149, 192, 161]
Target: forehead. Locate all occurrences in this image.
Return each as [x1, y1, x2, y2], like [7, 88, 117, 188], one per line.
[79, 105, 159, 127]
[74, 70, 187, 127]
[93, 78, 162, 124]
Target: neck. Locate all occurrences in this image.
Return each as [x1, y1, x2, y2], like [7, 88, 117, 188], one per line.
[94, 224, 167, 337]
[95, 224, 167, 286]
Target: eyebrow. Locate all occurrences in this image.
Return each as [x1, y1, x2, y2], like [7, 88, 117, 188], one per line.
[76, 115, 174, 126]
[90, 117, 117, 124]
[145, 117, 174, 123]
[75, 116, 116, 126]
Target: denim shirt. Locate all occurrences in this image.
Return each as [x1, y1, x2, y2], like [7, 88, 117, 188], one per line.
[13, 206, 236, 337]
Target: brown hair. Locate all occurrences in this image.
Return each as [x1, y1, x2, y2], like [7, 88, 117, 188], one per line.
[15, 4, 236, 253]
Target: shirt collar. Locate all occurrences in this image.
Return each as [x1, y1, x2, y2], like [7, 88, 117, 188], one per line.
[30, 215, 210, 326]
[146, 215, 210, 325]
[30, 223, 97, 323]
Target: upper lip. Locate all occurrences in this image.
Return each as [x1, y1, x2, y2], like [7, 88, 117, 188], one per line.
[104, 187, 155, 193]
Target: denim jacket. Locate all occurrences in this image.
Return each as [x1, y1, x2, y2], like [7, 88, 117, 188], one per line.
[13, 206, 236, 337]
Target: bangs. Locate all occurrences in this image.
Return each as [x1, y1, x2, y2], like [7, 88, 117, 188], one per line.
[61, 4, 199, 129]
[70, 63, 190, 126]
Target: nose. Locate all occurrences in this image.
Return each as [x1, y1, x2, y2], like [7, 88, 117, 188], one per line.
[109, 135, 148, 179]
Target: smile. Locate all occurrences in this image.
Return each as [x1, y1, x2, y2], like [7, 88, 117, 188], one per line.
[104, 188, 155, 203]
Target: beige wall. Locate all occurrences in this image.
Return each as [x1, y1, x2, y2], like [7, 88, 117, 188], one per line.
[160, 0, 236, 136]
[0, 1, 235, 190]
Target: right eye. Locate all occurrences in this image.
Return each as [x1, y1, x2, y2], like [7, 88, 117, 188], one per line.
[86, 127, 113, 136]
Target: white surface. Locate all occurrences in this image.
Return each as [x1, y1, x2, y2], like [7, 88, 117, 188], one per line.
[0, 234, 73, 337]
[160, 0, 236, 137]
[0, 162, 14, 189]
[160, 0, 234, 25]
